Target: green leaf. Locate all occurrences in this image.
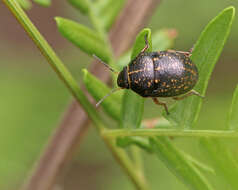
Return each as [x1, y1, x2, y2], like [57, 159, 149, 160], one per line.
[201, 138, 238, 189]
[150, 137, 214, 190]
[55, 17, 111, 62]
[182, 150, 215, 175]
[68, 0, 89, 14]
[68, 0, 125, 30]
[17, 0, 32, 10]
[96, 0, 126, 30]
[227, 85, 238, 130]
[120, 29, 152, 129]
[117, 29, 176, 70]
[82, 69, 122, 122]
[33, 0, 51, 7]
[120, 91, 144, 128]
[165, 7, 235, 128]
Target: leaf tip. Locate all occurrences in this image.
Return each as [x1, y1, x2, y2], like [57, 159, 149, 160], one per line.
[54, 17, 62, 26]
[224, 6, 235, 14]
[143, 27, 152, 33]
[82, 68, 88, 78]
[34, 0, 51, 7]
[221, 6, 235, 20]
[141, 28, 152, 41]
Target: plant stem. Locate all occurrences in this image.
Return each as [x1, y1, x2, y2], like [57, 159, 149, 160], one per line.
[131, 146, 144, 178]
[102, 129, 238, 138]
[103, 137, 149, 190]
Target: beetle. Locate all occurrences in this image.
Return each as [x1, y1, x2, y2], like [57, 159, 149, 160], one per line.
[94, 35, 203, 114]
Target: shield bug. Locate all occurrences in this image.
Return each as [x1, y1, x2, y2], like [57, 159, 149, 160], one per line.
[94, 35, 203, 114]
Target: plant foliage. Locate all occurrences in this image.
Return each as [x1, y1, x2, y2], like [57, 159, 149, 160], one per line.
[4, 1, 238, 190]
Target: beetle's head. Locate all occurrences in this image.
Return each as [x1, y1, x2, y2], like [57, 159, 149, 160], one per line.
[117, 67, 129, 89]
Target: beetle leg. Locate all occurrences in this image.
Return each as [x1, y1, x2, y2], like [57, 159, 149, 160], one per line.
[140, 34, 149, 54]
[172, 90, 204, 100]
[174, 50, 191, 56]
[184, 46, 194, 56]
[152, 98, 169, 115]
[189, 46, 194, 53]
[168, 48, 193, 57]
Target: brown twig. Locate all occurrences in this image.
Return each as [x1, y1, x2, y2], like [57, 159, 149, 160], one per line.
[23, 0, 160, 190]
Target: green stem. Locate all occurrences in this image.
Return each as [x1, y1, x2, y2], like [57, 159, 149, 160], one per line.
[103, 137, 149, 190]
[3, 1, 148, 189]
[102, 129, 238, 138]
[131, 147, 143, 170]
[131, 146, 145, 180]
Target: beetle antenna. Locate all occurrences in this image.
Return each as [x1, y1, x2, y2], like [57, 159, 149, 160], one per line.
[93, 54, 118, 74]
[96, 87, 122, 107]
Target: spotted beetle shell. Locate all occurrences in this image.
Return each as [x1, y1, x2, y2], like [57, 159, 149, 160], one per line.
[124, 50, 198, 97]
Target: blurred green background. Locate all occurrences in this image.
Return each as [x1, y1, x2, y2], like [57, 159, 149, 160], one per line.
[0, 0, 238, 189]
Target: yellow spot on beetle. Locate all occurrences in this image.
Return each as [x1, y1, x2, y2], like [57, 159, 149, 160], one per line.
[148, 82, 151, 87]
[128, 69, 144, 75]
[153, 57, 159, 61]
[155, 67, 161, 71]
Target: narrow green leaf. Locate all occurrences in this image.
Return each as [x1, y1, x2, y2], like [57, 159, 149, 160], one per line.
[17, 0, 32, 10]
[83, 69, 122, 122]
[117, 29, 176, 70]
[150, 137, 214, 190]
[182, 151, 215, 175]
[55, 17, 111, 62]
[121, 91, 144, 128]
[33, 0, 51, 7]
[87, 2, 107, 36]
[68, 0, 89, 14]
[227, 85, 238, 130]
[120, 29, 152, 129]
[201, 138, 238, 189]
[165, 7, 235, 128]
[97, 0, 126, 30]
